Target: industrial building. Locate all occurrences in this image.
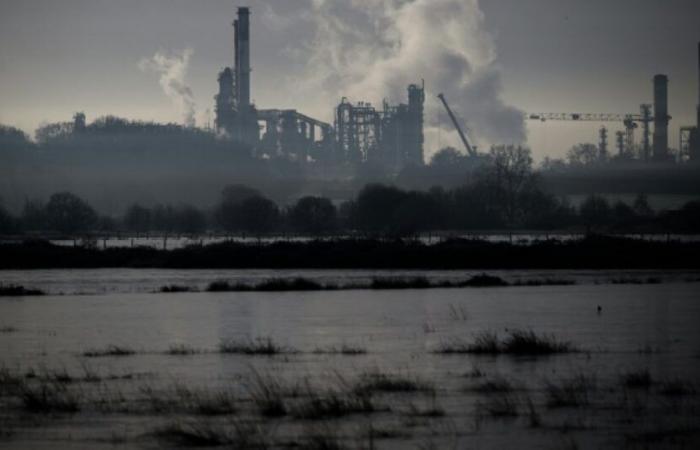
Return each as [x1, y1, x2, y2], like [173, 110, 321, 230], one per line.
[680, 42, 700, 162]
[214, 6, 425, 170]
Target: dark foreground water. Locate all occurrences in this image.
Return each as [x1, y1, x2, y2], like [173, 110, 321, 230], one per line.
[0, 271, 699, 449]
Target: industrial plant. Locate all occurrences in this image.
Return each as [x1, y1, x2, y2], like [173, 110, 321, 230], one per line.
[212, 7, 699, 168]
[214, 7, 425, 171]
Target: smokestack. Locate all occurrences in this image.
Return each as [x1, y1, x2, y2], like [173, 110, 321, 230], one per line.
[653, 74, 669, 161]
[697, 41, 699, 130]
[234, 7, 251, 111]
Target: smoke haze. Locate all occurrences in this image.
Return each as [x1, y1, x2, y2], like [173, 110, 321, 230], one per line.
[139, 48, 196, 127]
[280, 0, 526, 152]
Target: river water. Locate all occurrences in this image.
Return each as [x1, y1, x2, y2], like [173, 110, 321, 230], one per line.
[0, 271, 699, 449]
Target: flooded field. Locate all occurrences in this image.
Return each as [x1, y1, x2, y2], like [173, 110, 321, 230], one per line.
[1, 273, 699, 449]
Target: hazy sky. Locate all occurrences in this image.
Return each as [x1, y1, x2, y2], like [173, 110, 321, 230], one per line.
[1, 0, 698, 161]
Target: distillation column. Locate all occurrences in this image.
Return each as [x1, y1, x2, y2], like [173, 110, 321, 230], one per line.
[652, 74, 669, 161]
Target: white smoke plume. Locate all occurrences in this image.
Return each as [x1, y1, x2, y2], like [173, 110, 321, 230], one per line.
[281, 0, 525, 157]
[139, 48, 196, 127]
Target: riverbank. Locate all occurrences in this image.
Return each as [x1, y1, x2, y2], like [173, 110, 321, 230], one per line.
[2, 235, 700, 270]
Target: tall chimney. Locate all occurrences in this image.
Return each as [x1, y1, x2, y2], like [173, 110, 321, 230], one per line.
[696, 41, 699, 130]
[234, 7, 251, 111]
[653, 74, 669, 161]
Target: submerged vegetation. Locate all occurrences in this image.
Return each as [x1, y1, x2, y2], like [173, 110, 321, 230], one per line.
[0, 284, 44, 296]
[219, 337, 295, 355]
[82, 345, 136, 358]
[436, 329, 576, 355]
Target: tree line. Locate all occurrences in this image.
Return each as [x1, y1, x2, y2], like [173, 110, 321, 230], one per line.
[1, 146, 699, 236]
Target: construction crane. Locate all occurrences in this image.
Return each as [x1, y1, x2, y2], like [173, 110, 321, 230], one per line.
[437, 93, 477, 157]
[526, 105, 654, 160]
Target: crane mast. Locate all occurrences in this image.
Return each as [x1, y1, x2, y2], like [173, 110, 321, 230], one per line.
[437, 93, 477, 157]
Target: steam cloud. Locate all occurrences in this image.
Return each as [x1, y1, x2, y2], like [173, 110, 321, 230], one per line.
[278, 0, 526, 155]
[139, 48, 196, 127]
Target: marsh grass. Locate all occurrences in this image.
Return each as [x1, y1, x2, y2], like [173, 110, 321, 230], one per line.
[471, 376, 514, 393]
[620, 369, 653, 389]
[404, 392, 445, 418]
[448, 303, 469, 321]
[545, 374, 597, 408]
[610, 277, 662, 285]
[248, 370, 290, 417]
[153, 419, 268, 448]
[219, 337, 295, 355]
[207, 278, 325, 292]
[478, 393, 519, 417]
[370, 277, 431, 289]
[525, 396, 541, 427]
[464, 366, 485, 378]
[436, 330, 575, 355]
[0, 367, 24, 395]
[513, 278, 576, 286]
[18, 380, 80, 413]
[354, 371, 434, 394]
[658, 379, 696, 396]
[293, 387, 376, 420]
[140, 384, 237, 415]
[165, 344, 201, 355]
[298, 424, 345, 450]
[313, 344, 367, 355]
[0, 284, 45, 296]
[159, 285, 197, 293]
[83, 345, 136, 358]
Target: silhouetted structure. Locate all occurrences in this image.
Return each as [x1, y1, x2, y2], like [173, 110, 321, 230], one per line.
[653, 74, 670, 161]
[213, 5, 425, 169]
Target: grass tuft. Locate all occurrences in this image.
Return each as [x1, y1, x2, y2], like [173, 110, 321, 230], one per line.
[0, 284, 45, 296]
[313, 344, 367, 355]
[545, 374, 596, 408]
[248, 371, 289, 417]
[153, 419, 267, 448]
[18, 380, 80, 413]
[620, 369, 652, 389]
[83, 345, 136, 357]
[478, 393, 519, 417]
[354, 371, 434, 394]
[436, 329, 575, 355]
[458, 274, 509, 287]
[472, 376, 514, 393]
[219, 336, 294, 355]
[207, 278, 325, 292]
[370, 277, 431, 290]
[293, 389, 376, 420]
[159, 285, 196, 293]
[658, 378, 696, 396]
[165, 344, 201, 355]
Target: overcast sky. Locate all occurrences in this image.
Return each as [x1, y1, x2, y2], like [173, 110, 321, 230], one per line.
[1, 0, 698, 161]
